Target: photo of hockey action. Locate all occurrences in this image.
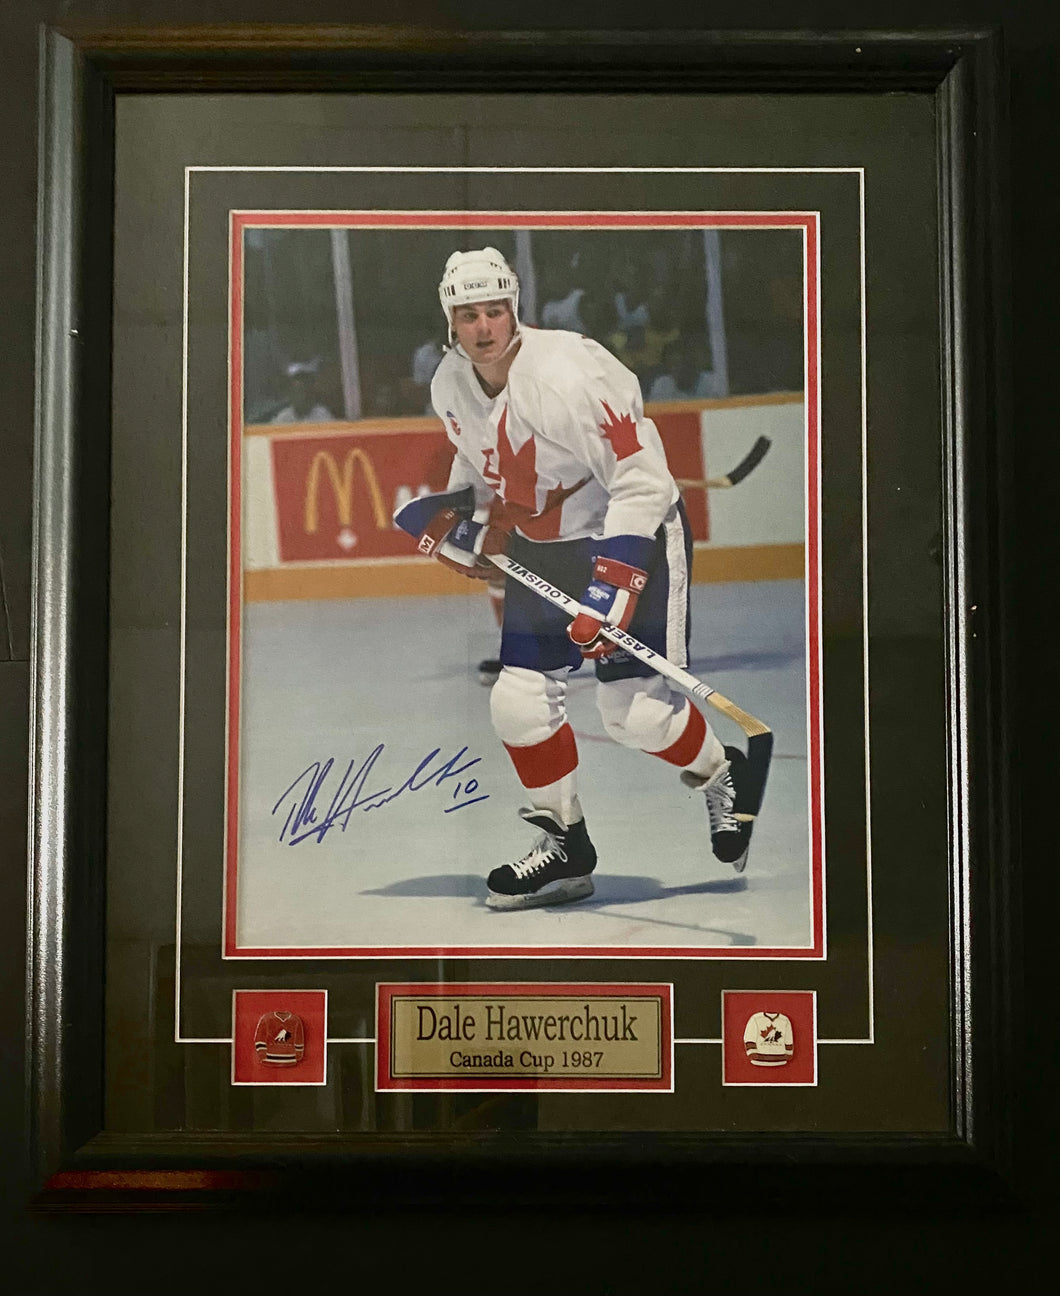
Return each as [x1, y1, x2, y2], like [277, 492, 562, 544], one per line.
[225, 215, 822, 957]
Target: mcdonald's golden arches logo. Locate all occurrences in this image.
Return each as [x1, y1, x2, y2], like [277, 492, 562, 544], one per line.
[304, 447, 389, 535]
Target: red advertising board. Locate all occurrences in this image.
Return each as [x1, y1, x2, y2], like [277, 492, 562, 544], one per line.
[271, 428, 455, 562]
[655, 409, 708, 537]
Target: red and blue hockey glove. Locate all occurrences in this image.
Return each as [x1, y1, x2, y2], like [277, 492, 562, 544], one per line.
[418, 510, 498, 579]
[567, 536, 652, 659]
[393, 486, 510, 581]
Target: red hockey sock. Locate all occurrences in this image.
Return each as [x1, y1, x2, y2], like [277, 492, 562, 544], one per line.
[504, 721, 578, 787]
[651, 703, 708, 768]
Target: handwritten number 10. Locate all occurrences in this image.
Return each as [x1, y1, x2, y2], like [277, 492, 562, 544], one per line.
[447, 777, 487, 813]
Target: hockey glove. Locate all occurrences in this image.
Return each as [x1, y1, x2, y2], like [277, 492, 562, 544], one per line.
[415, 509, 493, 579]
[393, 486, 508, 581]
[568, 536, 653, 659]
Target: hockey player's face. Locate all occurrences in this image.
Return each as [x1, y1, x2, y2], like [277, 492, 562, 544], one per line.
[452, 299, 515, 364]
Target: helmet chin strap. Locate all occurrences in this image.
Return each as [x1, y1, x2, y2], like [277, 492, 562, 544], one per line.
[447, 317, 522, 365]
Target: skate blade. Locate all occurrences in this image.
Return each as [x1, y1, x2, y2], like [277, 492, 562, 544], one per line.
[486, 876, 595, 911]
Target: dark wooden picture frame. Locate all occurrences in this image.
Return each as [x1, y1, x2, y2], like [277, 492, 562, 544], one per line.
[27, 25, 1014, 1211]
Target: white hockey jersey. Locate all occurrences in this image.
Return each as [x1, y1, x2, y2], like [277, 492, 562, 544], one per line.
[430, 327, 678, 544]
[742, 1011, 794, 1066]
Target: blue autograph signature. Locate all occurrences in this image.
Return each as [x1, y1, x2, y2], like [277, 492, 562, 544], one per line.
[272, 744, 488, 845]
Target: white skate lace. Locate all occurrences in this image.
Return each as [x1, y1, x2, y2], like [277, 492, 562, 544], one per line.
[509, 834, 567, 879]
[702, 765, 739, 836]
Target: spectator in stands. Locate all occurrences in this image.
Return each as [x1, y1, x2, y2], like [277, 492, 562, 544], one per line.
[577, 291, 617, 345]
[611, 256, 651, 331]
[540, 284, 586, 332]
[644, 288, 681, 364]
[539, 258, 587, 332]
[647, 336, 725, 401]
[270, 360, 335, 423]
[407, 328, 447, 414]
[411, 329, 445, 387]
[607, 290, 680, 389]
[607, 322, 653, 378]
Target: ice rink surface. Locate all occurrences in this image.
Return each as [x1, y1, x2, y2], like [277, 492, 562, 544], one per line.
[232, 578, 814, 955]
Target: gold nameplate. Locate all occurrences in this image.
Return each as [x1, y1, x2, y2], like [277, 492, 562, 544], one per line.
[377, 982, 673, 1092]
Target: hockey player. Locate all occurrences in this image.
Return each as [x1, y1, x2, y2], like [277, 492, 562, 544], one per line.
[395, 248, 758, 909]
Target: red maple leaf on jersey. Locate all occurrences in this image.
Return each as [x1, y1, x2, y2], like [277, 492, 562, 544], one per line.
[510, 475, 592, 541]
[598, 400, 642, 460]
[491, 407, 592, 541]
[495, 405, 539, 513]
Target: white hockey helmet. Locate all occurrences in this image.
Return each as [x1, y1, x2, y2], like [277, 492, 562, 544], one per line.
[438, 247, 520, 336]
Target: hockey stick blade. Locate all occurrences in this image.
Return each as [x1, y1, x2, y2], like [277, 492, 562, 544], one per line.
[676, 435, 773, 490]
[724, 434, 772, 485]
[691, 685, 772, 818]
[490, 552, 772, 813]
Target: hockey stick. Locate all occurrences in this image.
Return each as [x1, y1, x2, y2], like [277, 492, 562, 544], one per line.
[487, 551, 773, 815]
[676, 435, 772, 490]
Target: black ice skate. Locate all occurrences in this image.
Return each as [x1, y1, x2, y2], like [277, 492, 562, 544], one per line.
[681, 745, 756, 873]
[478, 657, 502, 686]
[486, 809, 597, 910]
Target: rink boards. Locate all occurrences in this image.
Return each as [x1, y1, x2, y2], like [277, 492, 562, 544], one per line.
[239, 394, 806, 603]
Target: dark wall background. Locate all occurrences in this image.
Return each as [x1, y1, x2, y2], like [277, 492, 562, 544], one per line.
[1, 2, 1055, 1291]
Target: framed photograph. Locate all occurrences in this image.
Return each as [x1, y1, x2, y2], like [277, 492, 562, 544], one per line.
[29, 26, 1014, 1209]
